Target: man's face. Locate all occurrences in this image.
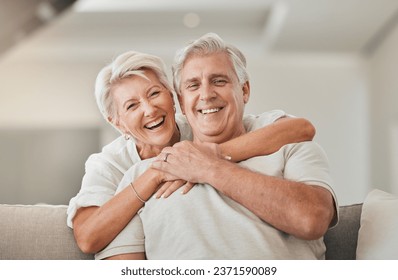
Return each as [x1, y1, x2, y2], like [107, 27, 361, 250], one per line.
[178, 52, 250, 143]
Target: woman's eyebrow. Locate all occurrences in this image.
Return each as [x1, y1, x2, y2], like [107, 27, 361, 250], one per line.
[122, 98, 136, 109]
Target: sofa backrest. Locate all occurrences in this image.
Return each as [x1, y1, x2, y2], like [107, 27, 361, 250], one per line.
[0, 204, 93, 260]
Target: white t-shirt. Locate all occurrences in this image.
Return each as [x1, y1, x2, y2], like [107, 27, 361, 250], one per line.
[96, 110, 338, 260]
[142, 142, 335, 259]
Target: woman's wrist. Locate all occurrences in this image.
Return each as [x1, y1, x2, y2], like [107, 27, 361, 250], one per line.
[146, 167, 164, 185]
[130, 168, 164, 202]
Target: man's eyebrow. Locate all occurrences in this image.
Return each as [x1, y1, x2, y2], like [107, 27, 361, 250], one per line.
[209, 73, 230, 80]
[183, 74, 230, 82]
[182, 77, 199, 85]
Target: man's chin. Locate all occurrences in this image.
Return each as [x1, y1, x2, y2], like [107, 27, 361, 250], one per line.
[194, 130, 228, 144]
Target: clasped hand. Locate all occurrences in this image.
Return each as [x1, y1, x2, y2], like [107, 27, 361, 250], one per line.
[152, 141, 225, 198]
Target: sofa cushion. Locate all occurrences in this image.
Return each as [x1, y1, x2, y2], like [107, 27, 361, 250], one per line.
[0, 204, 93, 260]
[356, 189, 398, 259]
[324, 203, 362, 260]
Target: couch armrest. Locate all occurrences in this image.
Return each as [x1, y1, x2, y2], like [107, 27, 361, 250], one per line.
[0, 204, 93, 260]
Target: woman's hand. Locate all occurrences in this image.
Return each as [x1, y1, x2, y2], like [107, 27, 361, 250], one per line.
[154, 180, 195, 198]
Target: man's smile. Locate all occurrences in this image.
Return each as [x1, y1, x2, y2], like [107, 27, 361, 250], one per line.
[198, 107, 224, 115]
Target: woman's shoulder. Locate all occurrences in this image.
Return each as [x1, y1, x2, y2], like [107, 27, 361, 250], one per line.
[101, 135, 130, 154]
[87, 135, 140, 173]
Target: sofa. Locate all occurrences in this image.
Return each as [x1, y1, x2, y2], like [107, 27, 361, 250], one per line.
[0, 203, 362, 260]
[2, 188, 398, 260]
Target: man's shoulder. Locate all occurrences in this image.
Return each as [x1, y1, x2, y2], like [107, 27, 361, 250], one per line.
[282, 141, 328, 157]
[118, 158, 155, 191]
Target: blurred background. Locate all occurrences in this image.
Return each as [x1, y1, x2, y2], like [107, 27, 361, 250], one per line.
[1, 0, 398, 206]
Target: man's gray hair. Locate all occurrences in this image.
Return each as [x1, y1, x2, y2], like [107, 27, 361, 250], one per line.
[172, 33, 249, 96]
[95, 51, 173, 130]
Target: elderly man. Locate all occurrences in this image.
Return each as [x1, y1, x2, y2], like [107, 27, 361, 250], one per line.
[99, 33, 338, 260]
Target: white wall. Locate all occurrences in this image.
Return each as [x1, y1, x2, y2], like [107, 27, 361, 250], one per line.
[0, 57, 102, 128]
[0, 56, 106, 205]
[0, 128, 100, 205]
[370, 22, 398, 195]
[244, 52, 371, 205]
[391, 125, 398, 194]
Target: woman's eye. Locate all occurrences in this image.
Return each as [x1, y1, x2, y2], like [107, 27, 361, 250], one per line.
[126, 103, 137, 110]
[150, 91, 160, 97]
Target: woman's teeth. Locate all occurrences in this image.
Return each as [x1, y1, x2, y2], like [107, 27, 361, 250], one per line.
[145, 117, 165, 129]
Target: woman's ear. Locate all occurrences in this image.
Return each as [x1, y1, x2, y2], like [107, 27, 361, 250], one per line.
[109, 116, 125, 134]
[242, 81, 250, 104]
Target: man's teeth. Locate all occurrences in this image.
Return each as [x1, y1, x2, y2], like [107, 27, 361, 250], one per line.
[145, 117, 164, 129]
[201, 108, 220, 114]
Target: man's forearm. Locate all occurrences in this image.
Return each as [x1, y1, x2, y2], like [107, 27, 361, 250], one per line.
[207, 159, 335, 240]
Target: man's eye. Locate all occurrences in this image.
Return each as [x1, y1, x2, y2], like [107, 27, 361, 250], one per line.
[214, 79, 227, 86]
[187, 84, 199, 90]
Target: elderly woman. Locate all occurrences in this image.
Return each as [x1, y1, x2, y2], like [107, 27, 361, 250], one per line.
[67, 50, 315, 259]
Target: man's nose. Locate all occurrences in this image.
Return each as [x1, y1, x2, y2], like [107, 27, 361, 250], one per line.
[199, 83, 216, 101]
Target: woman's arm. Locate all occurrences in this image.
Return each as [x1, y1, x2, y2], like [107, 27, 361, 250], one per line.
[220, 117, 315, 162]
[154, 117, 315, 198]
[72, 168, 164, 254]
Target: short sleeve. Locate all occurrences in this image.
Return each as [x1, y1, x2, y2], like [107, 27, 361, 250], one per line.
[95, 215, 145, 259]
[66, 153, 125, 228]
[243, 110, 288, 132]
[283, 141, 339, 227]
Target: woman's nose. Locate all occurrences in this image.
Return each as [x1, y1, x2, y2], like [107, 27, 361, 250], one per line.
[142, 100, 157, 117]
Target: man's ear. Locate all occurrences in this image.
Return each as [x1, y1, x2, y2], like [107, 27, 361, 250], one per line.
[177, 94, 186, 115]
[242, 81, 250, 104]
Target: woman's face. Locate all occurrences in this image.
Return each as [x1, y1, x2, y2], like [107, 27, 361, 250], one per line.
[111, 69, 177, 149]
